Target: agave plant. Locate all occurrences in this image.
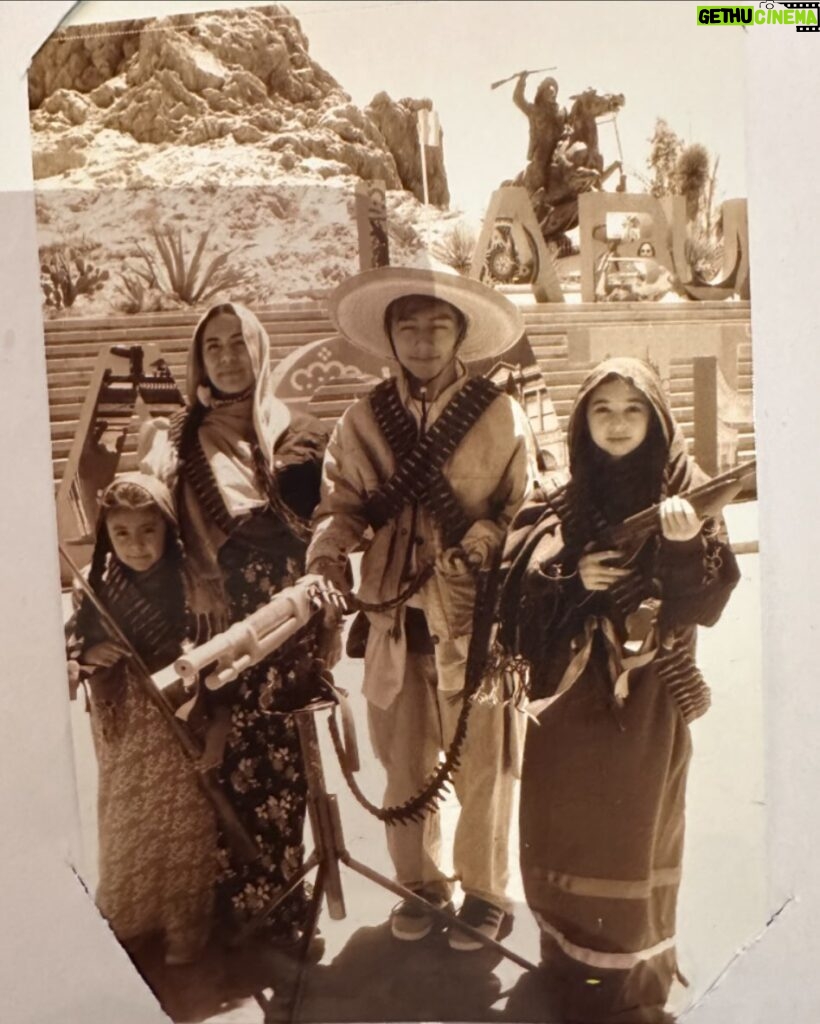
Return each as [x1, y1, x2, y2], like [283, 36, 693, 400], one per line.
[137, 227, 245, 305]
[430, 223, 477, 275]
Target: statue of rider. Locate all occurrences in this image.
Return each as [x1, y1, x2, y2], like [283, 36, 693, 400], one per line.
[512, 72, 566, 195]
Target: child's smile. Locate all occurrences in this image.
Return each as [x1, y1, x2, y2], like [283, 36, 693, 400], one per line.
[586, 377, 652, 458]
[106, 507, 168, 573]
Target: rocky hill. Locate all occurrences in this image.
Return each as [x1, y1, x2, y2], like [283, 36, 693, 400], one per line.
[29, 4, 460, 316]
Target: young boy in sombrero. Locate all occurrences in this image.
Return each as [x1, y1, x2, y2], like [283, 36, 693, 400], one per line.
[307, 266, 535, 948]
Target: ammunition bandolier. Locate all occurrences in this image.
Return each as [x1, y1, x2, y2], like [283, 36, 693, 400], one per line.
[168, 408, 313, 544]
[101, 558, 187, 673]
[363, 376, 502, 548]
[169, 409, 234, 535]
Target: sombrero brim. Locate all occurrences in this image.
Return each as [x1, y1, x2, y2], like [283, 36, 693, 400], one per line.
[329, 267, 525, 363]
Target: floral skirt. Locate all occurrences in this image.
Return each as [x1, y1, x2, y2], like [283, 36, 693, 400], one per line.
[214, 541, 320, 941]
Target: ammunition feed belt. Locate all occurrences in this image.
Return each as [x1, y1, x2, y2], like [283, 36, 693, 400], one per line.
[350, 563, 435, 614]
[326, 558, 500, 826]
[324, 379, 503, 823]
[328, 697, 474, 825]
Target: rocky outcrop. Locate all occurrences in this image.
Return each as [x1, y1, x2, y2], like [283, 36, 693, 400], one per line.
[28, 22, 141, 108]
[367, 93, 450, 208]
[29, 4, 460, 314]
[29, 5, 448, 202]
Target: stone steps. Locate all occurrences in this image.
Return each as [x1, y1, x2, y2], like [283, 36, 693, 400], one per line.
[44, 301, 757, 486]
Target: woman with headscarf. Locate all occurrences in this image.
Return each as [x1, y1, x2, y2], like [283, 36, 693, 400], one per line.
[139, 302, 330, 948]
[498, 358, 741, 1023]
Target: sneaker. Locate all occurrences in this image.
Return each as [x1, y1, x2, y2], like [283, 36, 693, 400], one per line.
[390, 890, 454, 941]
[447, 896, 510, 952]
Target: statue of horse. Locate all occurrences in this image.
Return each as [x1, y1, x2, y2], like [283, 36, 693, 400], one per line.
[567, 88, 625, 186]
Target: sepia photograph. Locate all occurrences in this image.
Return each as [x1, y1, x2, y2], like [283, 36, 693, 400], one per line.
[25, 2, 764, 1021]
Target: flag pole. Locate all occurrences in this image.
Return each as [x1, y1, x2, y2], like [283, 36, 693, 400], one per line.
[418, 110, 430, 207]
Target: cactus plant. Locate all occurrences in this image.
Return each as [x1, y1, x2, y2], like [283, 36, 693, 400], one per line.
[40, 246, 110, 310]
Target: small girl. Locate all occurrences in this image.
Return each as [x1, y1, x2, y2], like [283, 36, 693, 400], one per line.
[67, 473, 216, 966]
[498, 358, 741, 1023]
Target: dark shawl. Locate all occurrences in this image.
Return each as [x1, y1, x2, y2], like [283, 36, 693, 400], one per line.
[498, 358, 740, 714]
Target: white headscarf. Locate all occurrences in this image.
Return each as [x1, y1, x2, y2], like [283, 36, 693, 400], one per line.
[188, 301, 291, 473]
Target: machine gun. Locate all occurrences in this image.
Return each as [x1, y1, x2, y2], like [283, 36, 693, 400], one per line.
[56, 343, 185, 581]
[174, 580, 321, 694]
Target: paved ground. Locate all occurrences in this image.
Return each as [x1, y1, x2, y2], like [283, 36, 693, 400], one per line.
[65, 501, 766, 1023]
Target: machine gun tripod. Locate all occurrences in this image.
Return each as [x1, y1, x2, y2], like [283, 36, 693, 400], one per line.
[242, 696, 538, 1023]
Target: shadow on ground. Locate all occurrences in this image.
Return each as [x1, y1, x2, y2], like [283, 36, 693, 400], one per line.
[126, 917, 560, 1023]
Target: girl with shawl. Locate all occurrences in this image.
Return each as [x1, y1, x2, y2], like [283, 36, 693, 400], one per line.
[139, 302, 330, 946]
[498, 358, 741, 1023]
[66, 473, 216, 966]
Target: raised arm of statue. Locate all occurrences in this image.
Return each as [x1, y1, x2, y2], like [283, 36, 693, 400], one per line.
[512, 72, 533, 116]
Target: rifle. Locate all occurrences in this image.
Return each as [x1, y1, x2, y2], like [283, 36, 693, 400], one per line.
[491, 66, 557, 90]
[60, 543, 259, 864]
[602, 459, 757, 553]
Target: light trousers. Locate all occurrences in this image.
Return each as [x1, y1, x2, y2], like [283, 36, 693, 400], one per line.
[367, 649, 521, 912]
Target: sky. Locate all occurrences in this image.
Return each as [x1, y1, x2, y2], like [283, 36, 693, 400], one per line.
[66, 0, 748, 225]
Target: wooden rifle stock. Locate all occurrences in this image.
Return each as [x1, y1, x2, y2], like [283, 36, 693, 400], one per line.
[59, 544, 259, 865]
[603, 460, 757, 552]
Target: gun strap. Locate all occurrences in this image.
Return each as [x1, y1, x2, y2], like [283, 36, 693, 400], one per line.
[365, 377, 501, 547]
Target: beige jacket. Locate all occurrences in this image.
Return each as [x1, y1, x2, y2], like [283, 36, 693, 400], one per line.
[307, 368, 536, 709]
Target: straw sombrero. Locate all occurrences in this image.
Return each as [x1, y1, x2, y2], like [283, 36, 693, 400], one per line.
[329, 266, 525, 363]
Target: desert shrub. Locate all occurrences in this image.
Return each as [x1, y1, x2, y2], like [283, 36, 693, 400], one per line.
[113, 271, 167, 314]
[684, 230, 723, 282]
[41, 245, 109, 310]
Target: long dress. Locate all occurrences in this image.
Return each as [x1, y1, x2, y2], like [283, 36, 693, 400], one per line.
[498, 359, 742, 1023]
[138, 300, 331, 943]
[71, 556, 217, 954]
